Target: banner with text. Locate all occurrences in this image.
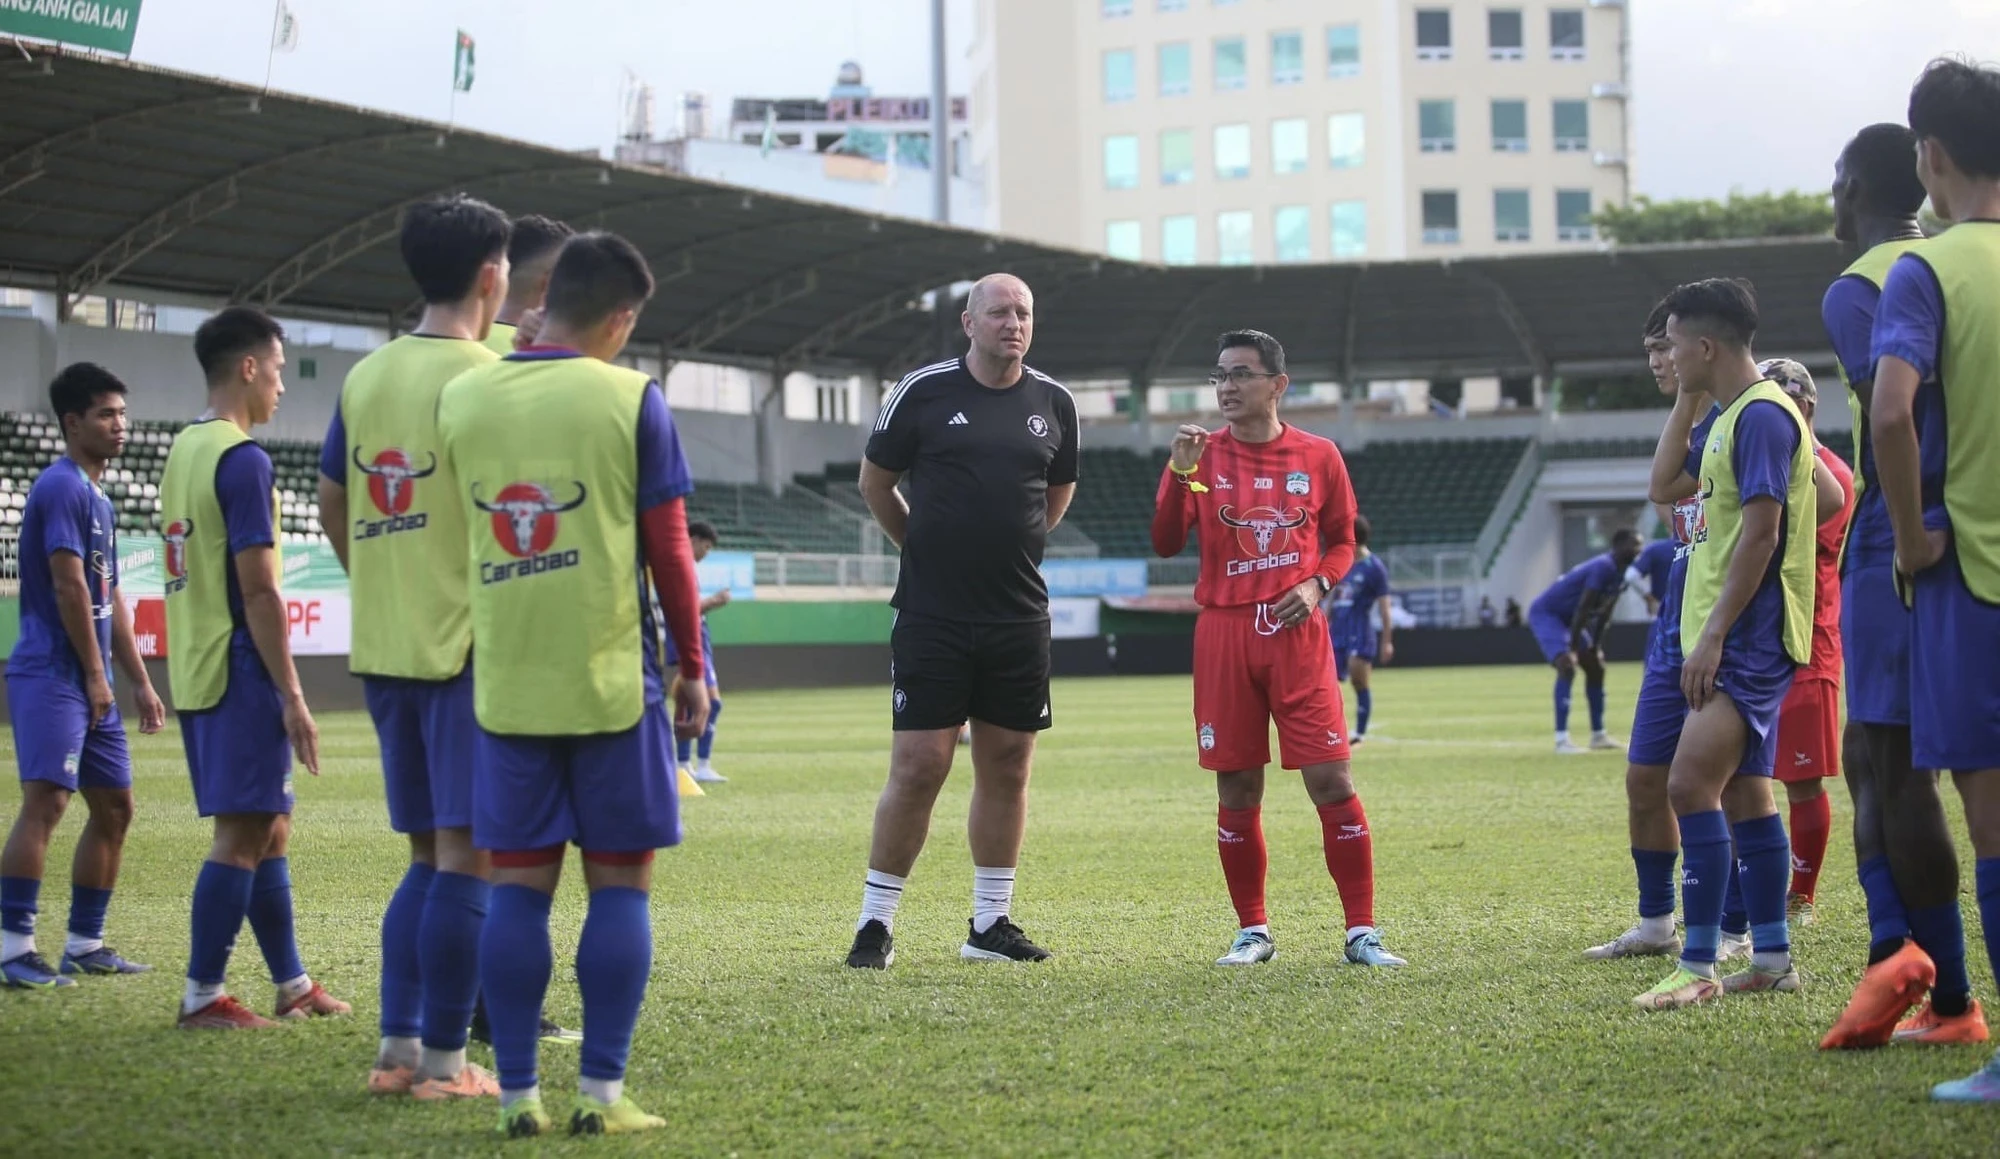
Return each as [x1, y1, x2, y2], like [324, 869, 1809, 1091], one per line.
[0, 0, 143, 55]
[1039, 558, 1147, 599]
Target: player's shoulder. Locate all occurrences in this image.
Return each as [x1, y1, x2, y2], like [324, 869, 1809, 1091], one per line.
[1023, 364, 1073, 404]
[875, 358, 963, 429]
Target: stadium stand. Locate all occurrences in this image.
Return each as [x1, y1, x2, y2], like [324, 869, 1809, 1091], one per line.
[1542, 429, 1855, 464]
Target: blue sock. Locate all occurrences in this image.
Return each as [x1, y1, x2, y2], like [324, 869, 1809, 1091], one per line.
[1586, 683, 1606, 733]
[481, 884, 553, 1093]
[1908, 901, 1973, 1009]
[1633, 848, 1677, 919]
[1732, 813, 1791, 958]
[379, 862, 434, 1040]
[676, 734, 693, 765]
[246, 856, 305, 984]
[1856, 855, 1911, 951]
[187, 861, 254, 984]
[1356, 689, 1373, 736]
[1721, 849, 1749, 937]
[68, 885, 112, 941]
[1677, 810, 1732, 965]
[575, 886, 653, 1083]
[419, 871, 491, 1052]
[697, 694, 722, 761]
[1, 875, 39, 939]
[1974, 858, 2000, 995]
[1554, 674, 1573, 733]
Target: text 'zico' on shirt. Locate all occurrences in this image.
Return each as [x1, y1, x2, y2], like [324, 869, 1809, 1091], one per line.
[865, 357, 1080, 623]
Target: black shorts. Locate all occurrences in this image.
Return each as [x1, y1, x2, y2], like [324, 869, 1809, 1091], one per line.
[890, 612, 1052, 733]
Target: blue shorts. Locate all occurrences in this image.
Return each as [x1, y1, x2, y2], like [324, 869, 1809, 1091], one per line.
[1627, 657, 1768, 774]
[365, 667, 477, 834]
[1331, 632, 1376, 683]
[178, 643, 293, 817]
[1529, 608, 1573, 664]
[1911, 549, 2000, 771]
[472, 700, 681, 854]
[663, 637, 719, 688]
[1713, 657, 1795, 777]
[1841, 564, 1911, 726]
[5, 673, 131, 792]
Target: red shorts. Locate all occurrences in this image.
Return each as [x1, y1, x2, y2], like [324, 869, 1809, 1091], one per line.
[1775, 676, 1840, 784]
[1191, 604, 1352, 772]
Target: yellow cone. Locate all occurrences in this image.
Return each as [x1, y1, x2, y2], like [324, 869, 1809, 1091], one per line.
[676, 764, 705, 797]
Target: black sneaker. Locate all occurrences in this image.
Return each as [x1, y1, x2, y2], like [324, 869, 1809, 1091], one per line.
[960, 918, 1051, 962]
[846, 920, 895, 969]
[469, 1000, 578, 1045]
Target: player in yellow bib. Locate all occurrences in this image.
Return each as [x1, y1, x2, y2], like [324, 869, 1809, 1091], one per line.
[163, 307, 348, 1029]
[439, 231, 709, 1139]
[484, 215, 572, 357]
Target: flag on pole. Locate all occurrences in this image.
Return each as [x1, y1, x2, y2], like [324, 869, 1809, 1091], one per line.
[453, 30, 476, 93]
[271, 1, 300, 52]
[758, 106, 777, 158]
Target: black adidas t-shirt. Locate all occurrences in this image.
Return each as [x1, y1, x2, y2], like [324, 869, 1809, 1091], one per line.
[865, 358, 1080, 623]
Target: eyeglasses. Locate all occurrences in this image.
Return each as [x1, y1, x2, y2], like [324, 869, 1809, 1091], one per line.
[1207, 367, 1280, 387]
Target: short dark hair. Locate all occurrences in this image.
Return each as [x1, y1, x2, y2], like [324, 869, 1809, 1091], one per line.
[1842, 123, 1928, 216]
[1909, 57, 2000, 180]
[544, 232, 656, 328]
[194, 306, 285, 383]
[687, 520, 719, 543]
[1352, 512, 1371, 548]
[508, 215, 574, 270]
[400, 195, 510, 304]
[1641, 296, 1672, 341]
[49, 362, 127, 428]
[1662, 278, 1759, 348]
[1612, 528, 1640, 552]
[1217, 329, 1286, 376]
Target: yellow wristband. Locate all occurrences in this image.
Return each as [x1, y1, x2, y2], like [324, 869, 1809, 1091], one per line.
[1169, 461, 1199, 476]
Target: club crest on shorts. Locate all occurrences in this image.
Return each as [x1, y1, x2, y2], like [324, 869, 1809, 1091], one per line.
[1027, 414, 1049, 438]
[1285, 471, 1310, 496]
[893, 687, 908, 714]
[63, 750, 80, 776]
[1198, 723, 1216, 751]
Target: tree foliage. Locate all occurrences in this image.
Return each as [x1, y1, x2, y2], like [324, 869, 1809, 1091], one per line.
[1592, 191, 1834, 245]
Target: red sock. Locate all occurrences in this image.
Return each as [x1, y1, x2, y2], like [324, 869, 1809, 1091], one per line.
[1217, 806, 1268, 928]
[1789, 790, 1833, 902]
[1316, 796, 1376, 931]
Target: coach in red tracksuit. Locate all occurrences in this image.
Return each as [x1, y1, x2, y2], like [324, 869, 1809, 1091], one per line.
[1152, 329, 1407, 971]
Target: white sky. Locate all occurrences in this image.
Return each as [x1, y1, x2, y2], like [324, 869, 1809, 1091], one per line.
[124, 0, 2000, 203]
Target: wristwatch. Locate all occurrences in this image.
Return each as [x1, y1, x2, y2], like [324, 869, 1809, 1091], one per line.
[1312, 574, 1331, 597]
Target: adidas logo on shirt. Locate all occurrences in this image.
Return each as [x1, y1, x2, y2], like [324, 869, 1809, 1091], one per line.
[948, 412, 969, 426]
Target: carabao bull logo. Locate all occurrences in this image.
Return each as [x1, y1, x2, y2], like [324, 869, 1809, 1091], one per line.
[164, 519, 192, 579]
[1217, 504, 1308, 557]
[353, 446, 436, 516]
[472, 481, 588, 559]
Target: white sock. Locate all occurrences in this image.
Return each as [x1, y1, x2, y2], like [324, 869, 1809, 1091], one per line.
[1753, 950, 1793, 974]
[419, 1045, 466, 1080]
[1678, 958, 1718, 979]
[65, 932, 104, 959]
[183, 979, 226, 1014]
[1345, 925, 1375, 944]
[276, 973, 313, 1003]
[858, 869, 906, 932]
[579, 1075, 623, 1106]
[697, 760, 715, 773]
[972, 866, 1016, 934]
[1242, 923, 1271, 938]
[378, 1036, 421, 1070]
[1555, 730, 1571, 744]
[1637, 914, 1675, 942]
[500, 1084, 541, 1110]
[1, 929, 34, 961]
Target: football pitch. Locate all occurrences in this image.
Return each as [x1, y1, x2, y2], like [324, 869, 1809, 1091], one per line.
[2, 664, 1993, 1155]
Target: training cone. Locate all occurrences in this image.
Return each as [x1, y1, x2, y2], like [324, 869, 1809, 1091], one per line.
[676, 765, 705, 797]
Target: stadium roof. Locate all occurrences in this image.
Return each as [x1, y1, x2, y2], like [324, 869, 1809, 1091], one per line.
[0, 42, 1848, 384]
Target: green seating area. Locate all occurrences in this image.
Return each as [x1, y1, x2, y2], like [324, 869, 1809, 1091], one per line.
[797, 463, 1102, 556]
[1542, 429, 1855, 466]
[683, 481, 875, 555]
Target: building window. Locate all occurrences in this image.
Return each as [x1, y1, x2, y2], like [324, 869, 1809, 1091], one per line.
[1160, 128, 1195, 185]
[1328, 112, 1365, 169]
[1550, 9, 1585, 60]
[815, 380, 852, 424]
[1104, 135, 1140, 189]
[1274, 205, 1312, 263]
[1553, 99, 1589, 151]
[1416, 9, 1452, 60]
[1217, 211, 1254, 265]
[1162, 215, 1198, 265]
[1494, 188, 1531, 242]
[1214, 123, 1251, 179]
[1331, 200, 1368, 258]
[1103, 49, 1136, 102]
[1488, 9, 1523, 59]
[1327, 23, 1361, 77]
[1102, 0, 1133, 16]
[1106, 220, 1143, 260]
[1214, 37, 1247, 91]
[1557, 189, 1594, 240]
[1271, 30, 1304, 85]
[1272, 117, 1309, 174]
[1159, 42, 1192, 96]
[1418, 99, 1456, 153]
[1422, 190, 1460, 244]
[1158, 0, 1187, 10]
[1491, 99, 1527, 151]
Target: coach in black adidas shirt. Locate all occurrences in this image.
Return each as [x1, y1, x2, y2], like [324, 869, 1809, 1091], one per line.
[844, 273, 1079, 970]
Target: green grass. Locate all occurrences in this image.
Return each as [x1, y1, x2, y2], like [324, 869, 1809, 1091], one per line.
[2, 665, 1995, 1155]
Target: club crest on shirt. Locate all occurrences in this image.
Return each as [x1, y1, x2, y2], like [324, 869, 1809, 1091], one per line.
[1285, 471, 1310, 496]
[1027, 414, 1049, 438]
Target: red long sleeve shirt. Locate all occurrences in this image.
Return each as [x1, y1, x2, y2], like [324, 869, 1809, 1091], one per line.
[640, 496, 705, 682]
[1151, 425, 1358, 609]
